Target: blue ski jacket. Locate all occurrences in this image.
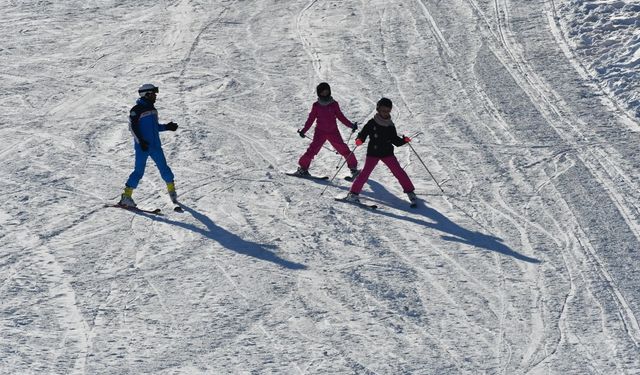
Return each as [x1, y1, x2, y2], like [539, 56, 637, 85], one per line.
[128, 97, 171, 150]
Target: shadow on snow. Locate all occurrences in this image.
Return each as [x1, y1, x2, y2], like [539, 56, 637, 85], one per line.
[132, 204, 307, 270]
[365, 180, 541, 264]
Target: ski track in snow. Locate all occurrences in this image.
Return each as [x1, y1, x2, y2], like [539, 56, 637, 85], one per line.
[2, 0, 640, 374]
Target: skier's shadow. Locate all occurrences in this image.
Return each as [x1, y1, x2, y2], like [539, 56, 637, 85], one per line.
[365, 180, 540, 264]
[143, 204, 306, 270]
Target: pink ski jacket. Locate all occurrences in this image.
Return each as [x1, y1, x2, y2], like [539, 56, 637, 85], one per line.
[301, 101, 353, 135]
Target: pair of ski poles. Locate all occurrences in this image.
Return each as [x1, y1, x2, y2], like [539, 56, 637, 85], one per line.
[319, 131, 445, 196]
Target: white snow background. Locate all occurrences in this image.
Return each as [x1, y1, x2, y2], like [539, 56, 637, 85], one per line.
[1, 0, 639, 374]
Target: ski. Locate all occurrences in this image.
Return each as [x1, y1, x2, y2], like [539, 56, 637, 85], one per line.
[334, 197, 378, 210]
[105, 204, 163, 216]
[285, 172, 329, 180]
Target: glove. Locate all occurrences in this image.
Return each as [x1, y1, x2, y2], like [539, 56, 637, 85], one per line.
[298, 129, 306, 138]
[355, 138, 363, 146]
[166, 122, 178, 131]
[351, 122, 358, 132]
[403, 135, 411, 143]
[139, 140, 149, 151]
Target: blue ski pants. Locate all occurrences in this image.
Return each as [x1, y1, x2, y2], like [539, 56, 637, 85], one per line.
[125, 144, 174, 188]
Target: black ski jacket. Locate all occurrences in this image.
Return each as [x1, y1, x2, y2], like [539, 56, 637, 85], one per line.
[356, 118, 408, 157]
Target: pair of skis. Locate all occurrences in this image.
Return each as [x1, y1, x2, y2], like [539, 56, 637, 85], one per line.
[105, 203, 183, 216]
[285, 171, 358, 182]
[286, 172, 377, 209]
[286, 172, 418, 210]
[334, 196, 417, 210]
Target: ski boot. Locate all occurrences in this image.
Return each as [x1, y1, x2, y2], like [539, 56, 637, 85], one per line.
[118, 186, 137, 207]
[407, 191, 418, 207]
[350, 168, 360, 179]
[167, 182, 178, 204]
[294, 167, 310, 177]
[345, 192, 360, 203]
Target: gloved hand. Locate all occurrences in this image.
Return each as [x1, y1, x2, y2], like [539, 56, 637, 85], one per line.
[351, 122, 358, 132]
[403, 135, 411, 143]
[166, 122, 178, 131]
[140, 140, 149, 151]
[355, 138, 363, 146]
[298, 129, 306, 138]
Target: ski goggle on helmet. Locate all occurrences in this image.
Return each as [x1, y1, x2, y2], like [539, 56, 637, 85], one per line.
[138, 83, 159, 97]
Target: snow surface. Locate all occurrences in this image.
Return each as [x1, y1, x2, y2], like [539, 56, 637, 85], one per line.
[2, 0, 640, 374]
[555, 0, 640, 118]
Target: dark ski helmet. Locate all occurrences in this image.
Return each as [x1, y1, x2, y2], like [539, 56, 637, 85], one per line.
[138, 83, 159, 98]
[316, 82, 331, 97]
[377, 97, 393, 109]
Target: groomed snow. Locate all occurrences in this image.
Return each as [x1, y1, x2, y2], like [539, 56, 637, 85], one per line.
[1, 0, 639, 374]
[555, 0, 640, 117]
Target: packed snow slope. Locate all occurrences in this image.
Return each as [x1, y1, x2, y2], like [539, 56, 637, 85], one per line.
[2, 0, 640, 374]
[556, 0, 640, 118]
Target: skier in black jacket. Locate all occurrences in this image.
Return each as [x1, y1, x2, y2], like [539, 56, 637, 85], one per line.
[345, 98, 417, 204]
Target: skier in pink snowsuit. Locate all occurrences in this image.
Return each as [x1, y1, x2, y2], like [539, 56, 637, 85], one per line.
[295, 82, 359, 177]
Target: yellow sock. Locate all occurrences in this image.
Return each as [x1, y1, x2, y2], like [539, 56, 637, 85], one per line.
[167, 182, 176, 193]
[123, 186, 134, 197]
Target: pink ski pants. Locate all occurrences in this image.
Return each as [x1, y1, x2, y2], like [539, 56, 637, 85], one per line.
[350, 155, 415, 194]
[298, 131, 357, 170]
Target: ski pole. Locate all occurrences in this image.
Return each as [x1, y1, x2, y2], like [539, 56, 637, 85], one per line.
[406, 141, 445, 194]
[335, 124, 358, 169]
[345, 129, 355, 145]
[346, 121, 361, 143]
[400, 132, 423, 170]
[409, 131, 423, 139]
[320, 144, 359, 196]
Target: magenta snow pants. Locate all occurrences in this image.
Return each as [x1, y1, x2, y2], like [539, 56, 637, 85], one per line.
[350, 155, 415, 194]
[298, 131, 357, 170]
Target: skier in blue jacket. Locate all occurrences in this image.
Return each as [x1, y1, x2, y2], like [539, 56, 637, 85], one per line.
[118, 84, 179, 207]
